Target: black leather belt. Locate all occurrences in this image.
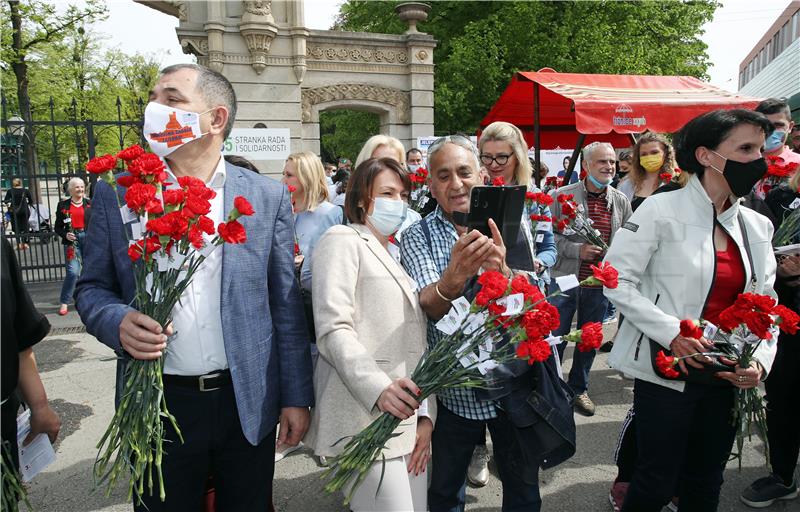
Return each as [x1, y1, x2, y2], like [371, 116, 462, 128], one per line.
[163, 369, 231, 392]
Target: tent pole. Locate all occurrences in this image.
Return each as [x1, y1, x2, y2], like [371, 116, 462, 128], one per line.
[533, 82, 541, 187]
[564, 133, 585, 184]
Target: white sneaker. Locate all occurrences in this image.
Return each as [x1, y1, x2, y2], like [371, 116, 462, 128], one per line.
[274, 440, 303, 462]
[467, 445, 490, 487]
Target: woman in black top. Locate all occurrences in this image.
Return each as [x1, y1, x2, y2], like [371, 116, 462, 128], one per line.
[3, 178, 33, 250]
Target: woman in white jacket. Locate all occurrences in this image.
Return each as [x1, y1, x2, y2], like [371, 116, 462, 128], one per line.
[604, 109, 779, 512]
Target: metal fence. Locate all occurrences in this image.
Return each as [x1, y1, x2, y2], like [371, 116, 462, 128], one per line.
[1, 94, 144, 282]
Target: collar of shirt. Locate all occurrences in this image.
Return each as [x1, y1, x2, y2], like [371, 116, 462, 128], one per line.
[432, 205, 460, 242]
[163, 154, 227, 190]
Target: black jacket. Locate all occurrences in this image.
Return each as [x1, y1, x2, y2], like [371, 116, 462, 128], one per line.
[54, 197, 92, 245]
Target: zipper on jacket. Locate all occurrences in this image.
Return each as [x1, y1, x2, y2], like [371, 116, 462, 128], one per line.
[634, 293, 659, 360]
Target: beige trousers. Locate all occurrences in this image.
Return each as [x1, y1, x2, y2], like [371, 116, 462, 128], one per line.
[348, 454, 427, 512]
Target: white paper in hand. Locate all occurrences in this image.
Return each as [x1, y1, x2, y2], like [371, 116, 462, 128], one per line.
[119, 205, 137, 224]
[555, 274, 580, 291]
[789, 198, 800, 209]
[16, 409, 55, 482]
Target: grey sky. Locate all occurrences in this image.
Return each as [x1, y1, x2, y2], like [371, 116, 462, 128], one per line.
[93, 0, 794, 93]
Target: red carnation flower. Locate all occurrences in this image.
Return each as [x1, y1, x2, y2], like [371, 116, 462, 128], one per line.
[116, 175, 138, 188]
[679, 319, 704, 340]
[234, 196, 254, 216]
[163, 189, 185, 206]
[218, 220, 247, 244]
[85, 154, 117, 174]
[516, 338, 552, 365]
[125, 183, 159, 213]
[185, 194, 211, 216]
[177, 176, 206, 190]
[588, 261, 619, 289]
[66, 246, 75, 261]
[655, 350, 680, 379]
[195, 215, 215, 235]
[556, 218, 570, 231]
[477, 270, 509, 302]
[116, 145, 145, 162]
[491, 176, 506, 186]
[127, 236, 162, 262]
[576, 322, 604, 352]
[771, 305, 799, 334]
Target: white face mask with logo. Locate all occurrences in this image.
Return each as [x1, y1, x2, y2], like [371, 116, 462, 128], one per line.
[143, 102, 213, 158]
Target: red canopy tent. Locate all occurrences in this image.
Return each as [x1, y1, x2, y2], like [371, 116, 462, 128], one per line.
[479, 71, 762, 180]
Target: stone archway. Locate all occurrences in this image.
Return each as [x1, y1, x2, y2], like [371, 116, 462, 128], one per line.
[300, 84, 412, 153]
[139, 0, 436, 176]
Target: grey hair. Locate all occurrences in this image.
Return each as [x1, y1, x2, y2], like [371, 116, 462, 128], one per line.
[160, 63, 237, 139]
[67, 177, 85, 194]
[427, 134, 480, 171]
[581, 142, 615, 164]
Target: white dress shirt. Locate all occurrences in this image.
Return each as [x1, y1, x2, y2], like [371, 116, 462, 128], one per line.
[163, 155, 229, 375]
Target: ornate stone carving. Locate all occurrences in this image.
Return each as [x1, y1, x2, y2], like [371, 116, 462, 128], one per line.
[208, 51, 224, 73]
[241, 30, 276, 74]
[243, 0, 271, 16]
[306, 45, 408, 64]
[416, 50, 428, 61]
[180, 36, 208, 56]
[301, 84, 411, 124]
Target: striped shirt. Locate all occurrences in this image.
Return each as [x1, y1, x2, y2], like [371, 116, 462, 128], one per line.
[399, 207, 498, 421]
[578, 190, 613, 284]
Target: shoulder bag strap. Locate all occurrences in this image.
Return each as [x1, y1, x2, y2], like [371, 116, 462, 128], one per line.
[737, 212, 757, 293]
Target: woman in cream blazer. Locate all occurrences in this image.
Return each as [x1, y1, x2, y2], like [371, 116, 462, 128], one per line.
[305, 158, 434, 511]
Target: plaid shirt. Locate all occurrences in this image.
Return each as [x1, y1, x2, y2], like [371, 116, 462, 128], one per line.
[399, 207, 498, 421]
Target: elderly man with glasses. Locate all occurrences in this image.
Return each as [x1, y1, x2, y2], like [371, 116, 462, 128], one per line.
[400, 135, 545, 512]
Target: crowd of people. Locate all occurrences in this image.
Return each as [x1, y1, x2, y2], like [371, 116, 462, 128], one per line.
[2, 62, 799, 512]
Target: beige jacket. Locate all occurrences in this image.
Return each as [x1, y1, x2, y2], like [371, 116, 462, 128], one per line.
[305, 223, 433, 458]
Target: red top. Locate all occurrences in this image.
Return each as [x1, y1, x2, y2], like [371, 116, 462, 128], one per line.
[579, 190, 613, 284]
[702, 233, 746, 326]
[68, 202, 85, 230]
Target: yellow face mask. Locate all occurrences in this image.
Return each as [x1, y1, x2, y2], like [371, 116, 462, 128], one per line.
[639, 154, 664, 173]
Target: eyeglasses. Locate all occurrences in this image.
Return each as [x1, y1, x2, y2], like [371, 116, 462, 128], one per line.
[480, 153, 513, 166]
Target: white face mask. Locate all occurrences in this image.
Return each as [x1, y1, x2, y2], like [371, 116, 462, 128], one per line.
[368, 197, 408, 236]
[143, 102, 212, 157]
[408, 164, 420, 172]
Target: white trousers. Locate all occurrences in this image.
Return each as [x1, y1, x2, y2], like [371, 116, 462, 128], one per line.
[348, 454, 427, 512]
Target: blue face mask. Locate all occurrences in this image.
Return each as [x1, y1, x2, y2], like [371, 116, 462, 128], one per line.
[764, 130, 786, 152]
[587, 174, 611, 190]
[368, 197, 408, 236]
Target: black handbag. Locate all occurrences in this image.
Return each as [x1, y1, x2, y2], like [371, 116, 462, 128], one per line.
[648, 213, 756, 387]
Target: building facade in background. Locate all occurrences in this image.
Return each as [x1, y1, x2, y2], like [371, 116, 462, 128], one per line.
[738, 1, 800, 121]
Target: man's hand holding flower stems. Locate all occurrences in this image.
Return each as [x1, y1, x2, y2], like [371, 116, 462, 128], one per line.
[669, 334, 714, 374]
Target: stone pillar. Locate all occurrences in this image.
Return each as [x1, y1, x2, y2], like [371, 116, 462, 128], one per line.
[406, 33, 436, 148]
[204, 0, 224, 72]
[289, 0, 308, 83]
[239, 0, 278, 75]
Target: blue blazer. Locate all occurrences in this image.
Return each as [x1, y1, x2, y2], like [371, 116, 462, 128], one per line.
[75, 162, 314, 445]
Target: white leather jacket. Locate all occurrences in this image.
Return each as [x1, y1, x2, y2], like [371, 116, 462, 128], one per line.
[604, 174, 778, 391]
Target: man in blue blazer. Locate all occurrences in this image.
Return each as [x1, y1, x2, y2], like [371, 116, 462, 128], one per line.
[75, 63, 313, 511]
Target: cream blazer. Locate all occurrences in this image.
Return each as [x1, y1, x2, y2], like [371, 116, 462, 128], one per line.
[305, 223, 433, 458]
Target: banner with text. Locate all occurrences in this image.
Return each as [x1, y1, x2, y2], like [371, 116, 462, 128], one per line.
[223, 129, 291, 161]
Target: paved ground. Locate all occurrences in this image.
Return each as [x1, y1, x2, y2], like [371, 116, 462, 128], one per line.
[20, 281, 798, 512]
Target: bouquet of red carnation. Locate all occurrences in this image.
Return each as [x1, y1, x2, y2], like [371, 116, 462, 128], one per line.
[323, 263, 619, 503]
[554, 193, 608, 250]
[86, 145, 254, 504]
[654, 293, 799, 468]
[753, 155, 798, 199]
[542, 176, 560, 193]
[525, 191, 553, 234]
[408, 166, 430, 213]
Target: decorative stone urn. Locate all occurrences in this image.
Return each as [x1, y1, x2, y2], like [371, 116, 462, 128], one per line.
[395, 2, 430, 34]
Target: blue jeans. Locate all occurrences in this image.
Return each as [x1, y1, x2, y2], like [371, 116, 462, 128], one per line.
[428, 402, 541, 512]
[621, 380, 736, 512]
[59, 231, 84, 304]
[550, 280, 608, 394]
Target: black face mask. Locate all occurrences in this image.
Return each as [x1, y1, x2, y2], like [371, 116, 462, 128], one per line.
[710, 151, 768, 198]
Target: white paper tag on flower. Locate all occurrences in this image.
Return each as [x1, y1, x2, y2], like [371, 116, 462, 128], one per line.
[199, 237, 216, 258]
[436, 314, 460, 336]
[535, 233, 545, 243]
[169, 251, 187, 270]
[451, 296, 471, 321]
[536, 221, 552, 232]
[790, 198, 800, 209]
[555, 274, 580, 291]
[463, 311, 488, 335]
[546, 335, 564, 379]
[497, 293, 524, 316]
[63, 217, 71, 224]
[155, 252, 171, 272]
[130, 221, 142, 240]
[477, 359, 499, 375]
[119, 206, 137, 224]
[703, 321, 718, 341]
[145, 273, 161, 301]
[459, 351, 480, 369]
[436, 296, 470, 335]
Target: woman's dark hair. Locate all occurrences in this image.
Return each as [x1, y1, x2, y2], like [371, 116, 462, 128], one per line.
[224, 154, 260, 173]
[673, 109, 773, 177]
[344, 158, 411, 224]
